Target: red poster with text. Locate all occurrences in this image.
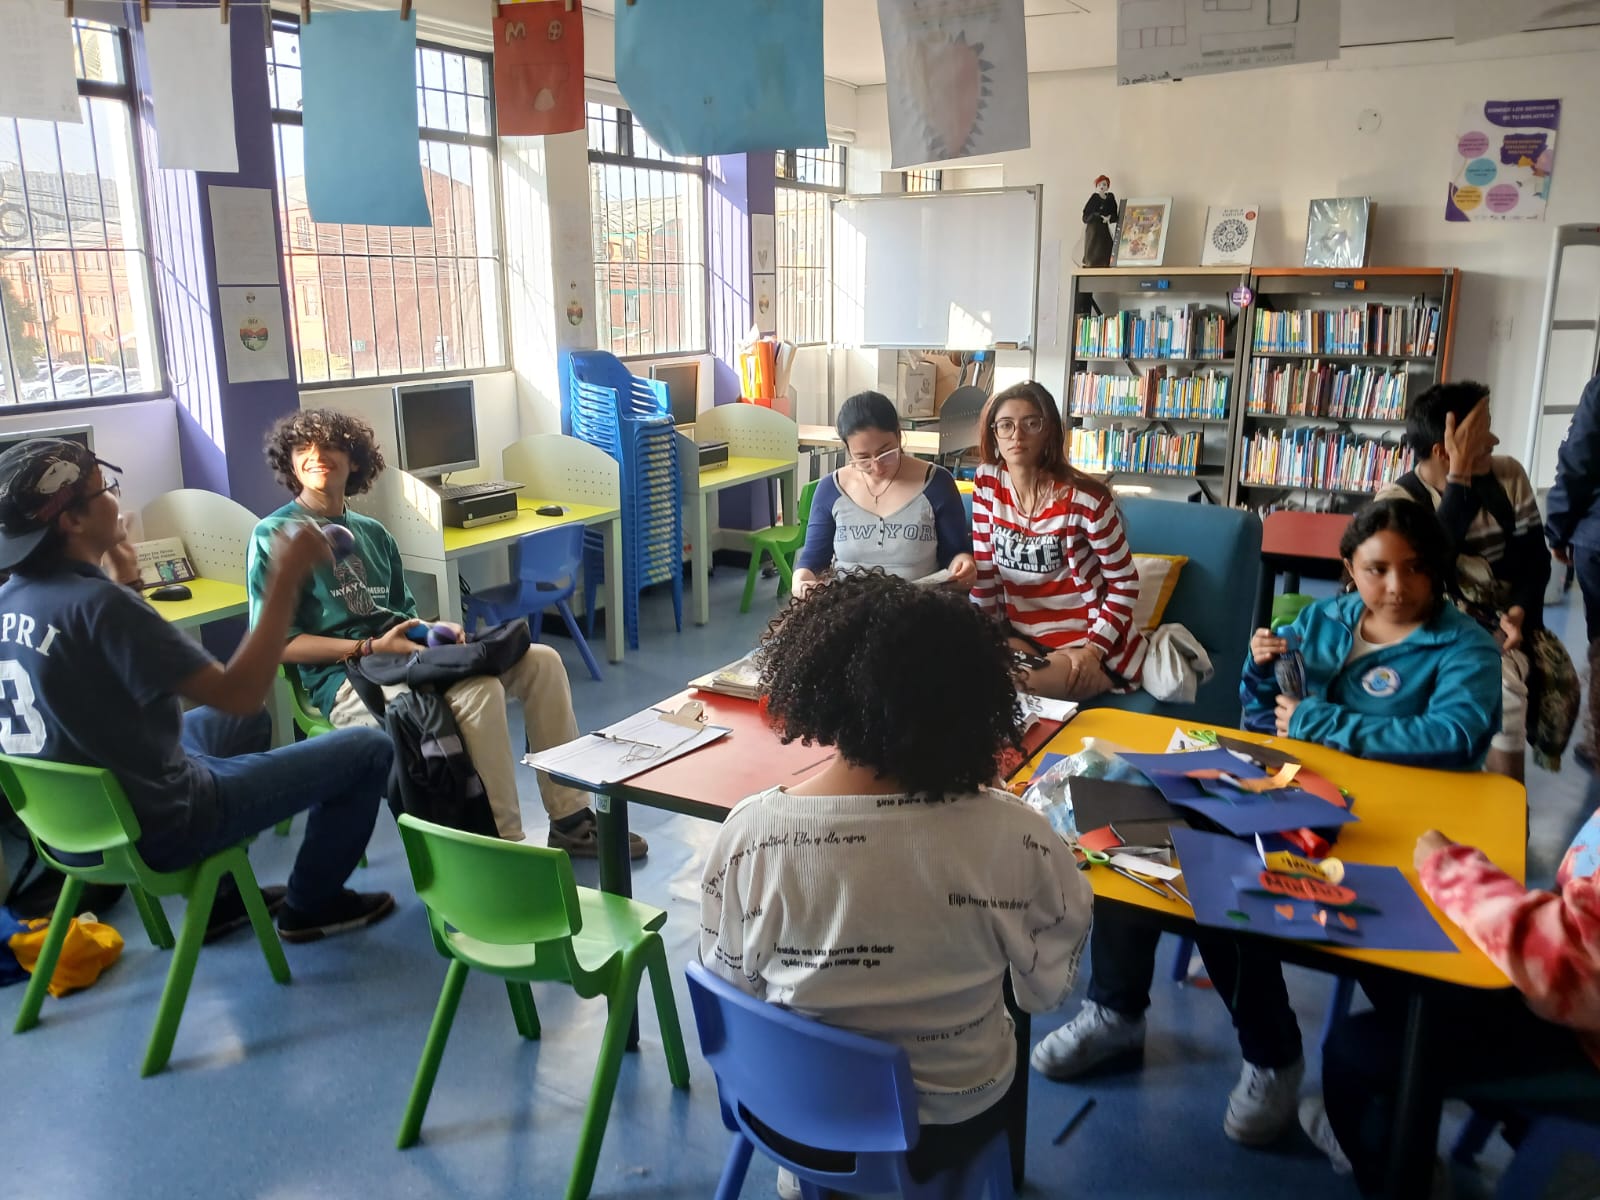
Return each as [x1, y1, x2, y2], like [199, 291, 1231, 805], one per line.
[494, 2, 584, 137]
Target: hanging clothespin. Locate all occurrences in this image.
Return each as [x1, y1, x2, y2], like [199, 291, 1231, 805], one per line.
[220, 0, 230, 24]
[65, 0, 74, 20]
[300, 0, 310, 24]
[141, 0, 151, 22]
[400, 0, 412, 20]
[492, 1, 500, 17]
[565, 0, 575, 10]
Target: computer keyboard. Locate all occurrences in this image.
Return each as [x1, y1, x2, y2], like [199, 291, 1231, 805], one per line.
[436, 480, 524, 501]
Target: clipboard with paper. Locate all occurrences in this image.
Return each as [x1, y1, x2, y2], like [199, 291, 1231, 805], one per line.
[525, 702, 730, 787]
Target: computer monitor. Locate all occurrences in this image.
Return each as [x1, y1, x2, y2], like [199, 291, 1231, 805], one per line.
[393, 381, 478, 479]
[0, 423, 94, 461]
[650, 361, 700, 426]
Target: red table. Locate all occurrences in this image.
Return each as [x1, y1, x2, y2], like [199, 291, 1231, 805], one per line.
[1256, 509, 1352, 625]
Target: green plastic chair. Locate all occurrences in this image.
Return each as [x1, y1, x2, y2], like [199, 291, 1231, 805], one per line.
[394, 814, 690, 1199]
[274, 664, 336, 839]
[0, 753, 289, 1077]
[740, 478, 819, 613]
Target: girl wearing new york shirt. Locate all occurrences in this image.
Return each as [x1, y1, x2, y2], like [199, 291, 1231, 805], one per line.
[969, 381, 1146, 700]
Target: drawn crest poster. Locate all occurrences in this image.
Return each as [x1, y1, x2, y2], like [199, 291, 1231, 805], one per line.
[878, 0, 1031, 169]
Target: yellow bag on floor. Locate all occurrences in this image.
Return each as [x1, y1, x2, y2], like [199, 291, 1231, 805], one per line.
[9, 914, 125, 997]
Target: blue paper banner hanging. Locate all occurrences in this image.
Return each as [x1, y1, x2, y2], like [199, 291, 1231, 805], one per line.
[616, 0, 827, 158]
[301, 11, 431, 228]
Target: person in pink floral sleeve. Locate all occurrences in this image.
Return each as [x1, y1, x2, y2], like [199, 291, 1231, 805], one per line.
[1299, 807, 1600, 1191]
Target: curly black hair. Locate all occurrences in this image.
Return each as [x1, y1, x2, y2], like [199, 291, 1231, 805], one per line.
[757, 569, 1023, 800]
[264, 408, 386, 498]
[1339, 496, 1460, 616]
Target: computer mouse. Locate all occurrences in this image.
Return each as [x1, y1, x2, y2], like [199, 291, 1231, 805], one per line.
[150, 583, 193, 602]
[535, 503, 567, 517]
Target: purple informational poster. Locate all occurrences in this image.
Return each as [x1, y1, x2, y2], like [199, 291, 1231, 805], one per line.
[1447, 98, 1560, 222]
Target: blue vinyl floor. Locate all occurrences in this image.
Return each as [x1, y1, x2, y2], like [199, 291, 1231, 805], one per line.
[1, 564, 1592, 1199]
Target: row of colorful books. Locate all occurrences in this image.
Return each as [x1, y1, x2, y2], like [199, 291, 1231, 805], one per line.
[1251, 303, 1441, 357]
[1239, 428, 1414, 492]
[1070, 427, 1202, 476]
[1245, 359, 1409, 421]
[1074, 306, 1231, 360]
[1069, 369, 1231, 420]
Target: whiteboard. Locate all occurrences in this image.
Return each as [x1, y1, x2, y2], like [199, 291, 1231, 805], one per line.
[832, 188, 1039, 349]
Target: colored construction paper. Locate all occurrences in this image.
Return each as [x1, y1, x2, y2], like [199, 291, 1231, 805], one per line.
[0, 0, 81, 125]
[1070, 778, 1181, 834]
[300, 11, 430, 228]
[1173, 828, 1456, 953]
[144, 10, 238, 172]
[1116, 749, 1357, 837]
[494, 1, 584, 136]
[878, 0, 1031, 169]
[615, 0, 826, 157]
[1077, 826, 1121, 854]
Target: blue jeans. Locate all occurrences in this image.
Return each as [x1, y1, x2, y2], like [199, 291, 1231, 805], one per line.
[142, 708, 392, 915]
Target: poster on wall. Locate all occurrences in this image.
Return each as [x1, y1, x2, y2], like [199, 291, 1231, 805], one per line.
[218, 287, 291, 384]
[1447, 99, 1559, 222]
[877, 0, 1031, 169]
[493, 0, 585, 137]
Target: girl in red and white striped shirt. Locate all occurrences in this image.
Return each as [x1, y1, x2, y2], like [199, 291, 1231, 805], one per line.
[970, 382, 1146, 699]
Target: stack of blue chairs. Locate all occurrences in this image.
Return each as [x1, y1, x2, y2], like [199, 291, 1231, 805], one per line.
[566, 351, 684, 651]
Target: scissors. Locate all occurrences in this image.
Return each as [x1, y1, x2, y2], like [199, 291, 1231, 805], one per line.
[1067, 842, 1112, 871]
[1185, 728, 1220, 747]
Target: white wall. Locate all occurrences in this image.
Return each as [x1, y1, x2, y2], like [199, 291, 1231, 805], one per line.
[850, 29, 1600, 462]
[0, 399, 183, 515]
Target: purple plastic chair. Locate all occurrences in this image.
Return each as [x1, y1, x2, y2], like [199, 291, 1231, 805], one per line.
[461, 526, 602, 681]
[685, 961, 1013, 1200]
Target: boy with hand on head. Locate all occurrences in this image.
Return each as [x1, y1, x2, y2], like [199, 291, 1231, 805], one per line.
[0, 439, 395, 943]
[248, 409, 645, 858]
[1377, 380, 1577, 780]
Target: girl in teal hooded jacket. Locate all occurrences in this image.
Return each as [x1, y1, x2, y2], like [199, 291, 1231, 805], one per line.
[1243, 498, 1502, 770]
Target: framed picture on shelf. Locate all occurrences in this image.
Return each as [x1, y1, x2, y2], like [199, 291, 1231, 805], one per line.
[1303, 196, 1372, 268]
[1200, 204, 1259, 267]
[1114, 197, 1172, 267]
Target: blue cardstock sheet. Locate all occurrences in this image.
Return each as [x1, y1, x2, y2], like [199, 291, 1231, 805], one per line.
[1172, 827, 1456, 952]
[1116, 748, 1358, 836]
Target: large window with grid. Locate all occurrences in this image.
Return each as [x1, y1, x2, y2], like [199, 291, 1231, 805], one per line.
[775, 146, 846, 346]
[0, 20, 160, 408]
[267, 19, 505, 384]
[586, 103, 706, 358]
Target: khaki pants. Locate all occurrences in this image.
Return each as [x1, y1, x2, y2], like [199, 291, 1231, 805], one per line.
[1491, 645, 1529, 756]
[327, 643, 592, 840]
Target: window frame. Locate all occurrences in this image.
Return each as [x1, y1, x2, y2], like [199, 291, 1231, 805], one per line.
[774, 145, 846, 348]
[902, 168, 944, 193]
[267, 15, 509, 389]
[0, 20, 167, 416]
[586, 103, 708, 361]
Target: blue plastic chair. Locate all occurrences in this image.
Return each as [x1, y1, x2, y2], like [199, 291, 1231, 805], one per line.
[685, 961, 1013, 1200]
[461, 526, 602, 682]
[1495, 1115, 1600, 1197]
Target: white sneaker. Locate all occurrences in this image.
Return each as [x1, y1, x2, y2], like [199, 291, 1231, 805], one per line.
[1298, 1096, 1353, 1174]
[1029, 1001, 1146, 1080]
[776, 1167, 802, 1200]
[1223, 1057, 1304, 1145]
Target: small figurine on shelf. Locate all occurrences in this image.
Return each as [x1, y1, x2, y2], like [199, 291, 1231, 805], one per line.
[1082, 175, 1118, 268]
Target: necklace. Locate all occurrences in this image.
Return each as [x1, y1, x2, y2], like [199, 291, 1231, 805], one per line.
[1009, 471, 1050, 524]
[861, 468, 899, 510]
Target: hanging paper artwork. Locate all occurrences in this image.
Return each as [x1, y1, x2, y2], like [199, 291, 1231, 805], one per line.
[877, 0, 1031, 169]
[300, 11, 431, 228]
[616, 0, 826, 158]
[494, 0, 584, 137]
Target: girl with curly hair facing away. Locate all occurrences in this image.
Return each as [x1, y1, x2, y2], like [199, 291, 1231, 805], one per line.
[970, 380, 1146, 701]
[247, 409, 647, 859]
[698, 571, 1092, 1186]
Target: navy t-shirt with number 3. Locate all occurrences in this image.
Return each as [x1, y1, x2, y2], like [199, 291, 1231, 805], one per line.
[0, 560, 217, 856]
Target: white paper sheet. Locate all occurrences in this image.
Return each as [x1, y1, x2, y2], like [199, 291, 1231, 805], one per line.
[526, 709, 731, 787]
[753, 273, 776, 334]
[208, 186, 282, 284]
[878, 0, 1031, 169]
[217, 286, 291, 384]
[751, 213, 775, 274]
[0, 0, 83, 125]
[1116, 0, 1340, 87]
[145, 11, 239, 173]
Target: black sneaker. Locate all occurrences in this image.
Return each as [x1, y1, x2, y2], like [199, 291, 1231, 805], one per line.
[204, 882, 288, 944]
[548, 812, 648, 860]
[276, 889, 396, 944]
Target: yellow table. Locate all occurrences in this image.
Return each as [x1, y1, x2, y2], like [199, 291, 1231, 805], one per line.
[684, 456, 797, 626]
[144, 576, 249, 630]
[1019, 709, 1525, 1196]
[428, 497, 624, 663]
